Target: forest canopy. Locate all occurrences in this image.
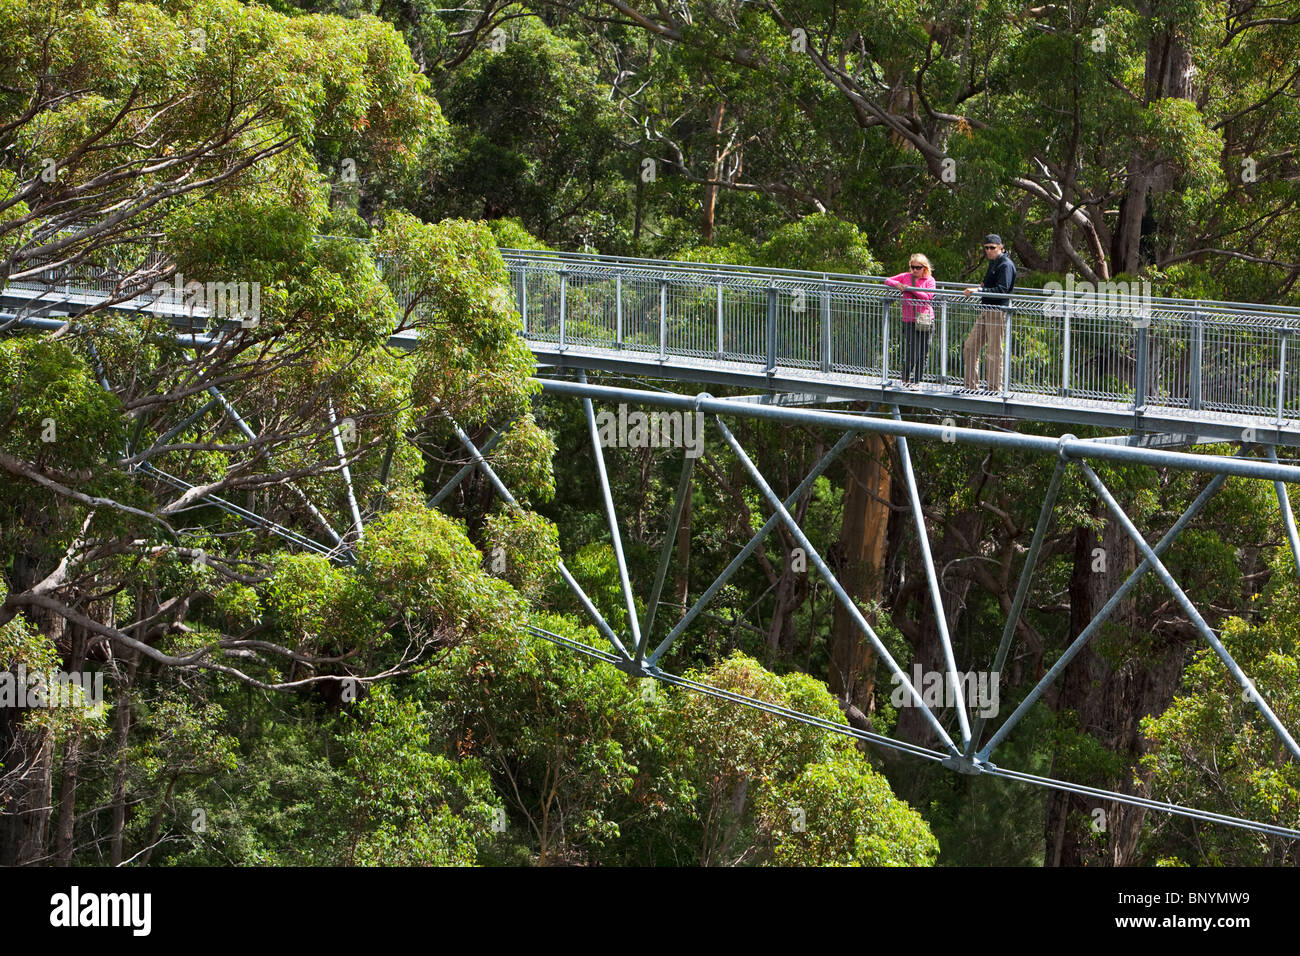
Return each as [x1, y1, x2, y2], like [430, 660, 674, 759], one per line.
[2, 0, 1299, 867]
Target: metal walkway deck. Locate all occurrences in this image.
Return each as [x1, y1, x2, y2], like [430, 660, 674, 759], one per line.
[5, 246, 1300, 445]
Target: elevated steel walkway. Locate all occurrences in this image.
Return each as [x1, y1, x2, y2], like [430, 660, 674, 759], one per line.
[6, 243, 1300, 840]
[502, 249, 1300, 445]
[6, 245, 1300, 443]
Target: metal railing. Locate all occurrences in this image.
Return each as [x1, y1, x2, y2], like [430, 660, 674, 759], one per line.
[501, 249, 1300, 423]
[7, 240, 1300, 424]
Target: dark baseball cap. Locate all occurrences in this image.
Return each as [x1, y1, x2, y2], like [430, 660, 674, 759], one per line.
[984, 234, 1003, 246]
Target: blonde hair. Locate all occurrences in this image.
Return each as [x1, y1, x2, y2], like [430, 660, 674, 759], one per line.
[908, 254, 933, 277]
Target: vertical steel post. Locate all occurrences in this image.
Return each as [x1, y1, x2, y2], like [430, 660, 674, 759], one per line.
[940, 298, 949, 383]
[1062, 303, 1071, 396]
[615, 273, 623, 348]
[638, 449, 697, 664]
[520, 270, 528, 334]
[1002, 308, 1013, 396]
[328, 399, 365, 544]
[716, 281, 724, 359]
[659, 275, 668, 360]
[1276, 331, 1288, 424]
[1268, 446, 1300, 579]
[1190, 307, 1203, 411]
[765, 280, 777, 374]
[881, 297, 890, 384]
[578, 370, 642, 656]
[893, 407, 971, 750]
[820, 278, 832, 373]
[1134, 321, 1150, 411]
[558, 269, 567, 351]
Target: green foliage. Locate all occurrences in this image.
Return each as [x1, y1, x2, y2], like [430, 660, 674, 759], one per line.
[762, 756, 939, 866]
[343, 686, 501, 866]
[756, 213, 881, 276]
[425, 613, 659, 864]
[660, 652, 937, 866]
[0, 337, 125, 470]
[1141, 551, 1300, 865]
[483, 509, 561, 601]
[376, 211, 538, 426]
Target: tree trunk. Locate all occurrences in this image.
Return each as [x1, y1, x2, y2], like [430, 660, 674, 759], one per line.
[109, 650, 140, 867]
[1044, 499, 1189, 866]
[1111, 20, 1195, 274]
[828, 430, 891, 716]
[0, 571, 65, 866]
[53, 626, 87, 866]
[702, 103, 725, 244]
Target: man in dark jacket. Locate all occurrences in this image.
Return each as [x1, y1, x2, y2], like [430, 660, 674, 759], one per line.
[962, 235, 1017, 391]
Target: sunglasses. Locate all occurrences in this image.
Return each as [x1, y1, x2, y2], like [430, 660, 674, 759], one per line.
[910, 265, 925, 270]
[983, 244, 999, 250]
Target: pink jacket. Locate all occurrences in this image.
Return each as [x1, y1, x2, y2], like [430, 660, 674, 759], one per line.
[885, 272, 936, 323]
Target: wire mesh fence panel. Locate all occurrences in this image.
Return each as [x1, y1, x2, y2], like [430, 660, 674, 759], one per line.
[665, 278, 718, 359]
[1199, 315, 1280, 416]
[1147, 310, 1195, 411]
[617, 272, 662, 354]
[558, 270, 617, 348]
[1065, 309, 1136, 405]
[828, 288, 891, 377]
[520, 267, 563, 344]
[773, 280, 820, 369]
[944, 297, 984, 387]
[492, 253, 1300, 428]
[720, 280, 768, 365]
[1284, 333, 1300, 421]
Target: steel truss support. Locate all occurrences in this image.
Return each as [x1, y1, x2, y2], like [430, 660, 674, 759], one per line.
[75, 346, 359, 564]
[893, 406, 971, 752]
[429, 420, 514, 508]
[536, 379, 1300, 484]
[140, 462, 339, 559]
[976, 465, 1233, 762]
[1268, 446, 1300, 579]
[711, 415, 962, 757]
[532, 379, 1300, 780]
[578, 370, 643, 658]
[442, 411, 632, 662]
[124, 397, 221, 468]
[645, 429, 858, 667]
[1077, 459, 1300, 763]
[206, 386, 349, 555]
[968, 446, 1071, 756]
[638, 448, 695, 666]
[328, 399, 365, 545]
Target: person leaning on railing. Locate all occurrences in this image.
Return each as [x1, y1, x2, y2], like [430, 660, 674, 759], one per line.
[884, 254, 936, 388]
[962, 234, 1017, 393]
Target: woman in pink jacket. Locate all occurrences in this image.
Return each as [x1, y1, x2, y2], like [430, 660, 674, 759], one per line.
[884, 254, 936, 387]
